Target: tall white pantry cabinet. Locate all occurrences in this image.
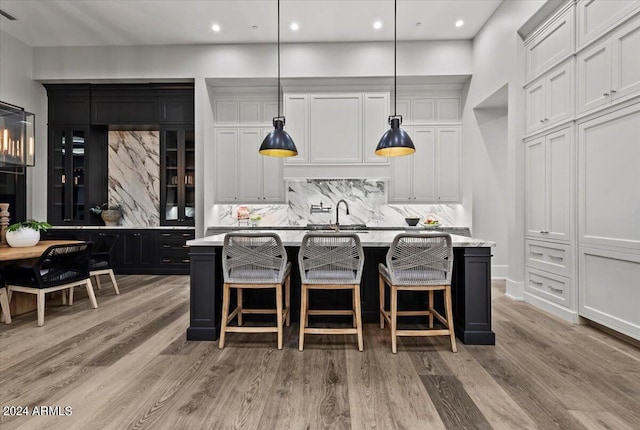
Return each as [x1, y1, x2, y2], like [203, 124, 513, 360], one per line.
[523, 0, 640, 339]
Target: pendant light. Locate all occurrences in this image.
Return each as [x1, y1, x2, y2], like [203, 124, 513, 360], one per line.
[375, 0, 415, 157]
[259, 0, 298, 157]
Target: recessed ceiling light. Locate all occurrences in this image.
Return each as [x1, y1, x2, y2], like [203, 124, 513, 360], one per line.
[290, 22, 299, 31]
[211, 23, 221, 32]
[455, 19, 464, 28]
[373, 21, 382, 30]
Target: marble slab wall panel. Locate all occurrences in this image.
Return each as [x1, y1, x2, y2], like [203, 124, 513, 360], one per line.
[108, 131, 160, 227]
[211, 178, 462, 227]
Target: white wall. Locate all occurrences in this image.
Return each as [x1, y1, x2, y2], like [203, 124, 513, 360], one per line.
[0, 30, 47, 221]
[461, 0, 545, 295]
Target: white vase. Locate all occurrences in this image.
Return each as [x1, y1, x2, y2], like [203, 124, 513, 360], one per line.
[6, 227, 41, 247]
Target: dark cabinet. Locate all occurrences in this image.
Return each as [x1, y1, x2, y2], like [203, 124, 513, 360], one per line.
[91, 86, 157, 125]
[161, 127, 195, 226]
[158, 89, 194, 124]
[46, 85, 90, 125]
[118, 230, 157, 270]
[157, 230, 194, 273]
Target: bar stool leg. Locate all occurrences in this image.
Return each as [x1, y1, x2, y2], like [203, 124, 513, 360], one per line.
[379, 275, 385, 329]
[37, 290, 45, 327]
[276, 283, 283, 350]
[352, 287, 357, 327]
[428, 290, 434, 328]
[237, 288, 243, 326]
[354, 284, 363, 352]
[219, 283, 231, 349]
[391, 286, 398, 354]
[445, 285, 457, 353]
[298, 284, 308, 351]
[285, 275, 291, 327]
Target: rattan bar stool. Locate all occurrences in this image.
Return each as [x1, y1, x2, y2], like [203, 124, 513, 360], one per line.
[298, 233, 364, 351]
[219, 233, 291, 350]
[379, 233, 456, 353]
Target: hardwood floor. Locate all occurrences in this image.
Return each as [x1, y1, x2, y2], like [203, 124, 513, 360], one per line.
[1, 276, 638, 429]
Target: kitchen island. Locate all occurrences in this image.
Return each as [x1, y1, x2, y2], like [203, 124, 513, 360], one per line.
[187, 230, 496, 345]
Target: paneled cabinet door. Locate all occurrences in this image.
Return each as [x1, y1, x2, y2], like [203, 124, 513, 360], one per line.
[161, 128, 195, 226]
[215, 129, 239, 203]
[363, 93, 389, 164]
[611, 15, 640, 102]
[436, 127, 461, 202]
[237, 129, 263, 202]
[525, 3, 574, 80]
[388, 124, 413, 202]
[525, 61, 573, 135]
[261, 128, 284, 202]
[525, 79, 546, 135]
[525, 128, 572, 242]
[577, 38, 613, 114]
[412, 127, 437, 202]
[577, 0, 640, 49]
[283, 94, 309, 164]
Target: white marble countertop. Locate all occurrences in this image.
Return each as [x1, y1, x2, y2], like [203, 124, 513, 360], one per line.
[189, 230, 494, 248]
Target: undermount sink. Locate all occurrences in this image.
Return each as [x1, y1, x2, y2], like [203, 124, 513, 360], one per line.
[306, 223, 367, 231]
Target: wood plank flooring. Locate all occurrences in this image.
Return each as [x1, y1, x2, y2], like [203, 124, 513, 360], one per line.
[1, 276, 639, 429]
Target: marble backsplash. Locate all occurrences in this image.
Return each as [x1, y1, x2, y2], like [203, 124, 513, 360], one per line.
[108, 131, 160, 227]
[211, 179, 465, 227]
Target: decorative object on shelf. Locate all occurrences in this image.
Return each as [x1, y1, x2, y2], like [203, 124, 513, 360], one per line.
[404, 217, 420, 226]
[236, 205, 250, 225]
[0, 203, 9, 247]
[5, 219, 51, 247]
[375, 0, 415, 157]
[259, 0, 298, 158]
[0, 101, 35, 167]
[90, 203, 123, 226]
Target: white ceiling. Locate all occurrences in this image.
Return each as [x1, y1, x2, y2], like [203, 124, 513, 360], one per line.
[0, 0, 502, 48]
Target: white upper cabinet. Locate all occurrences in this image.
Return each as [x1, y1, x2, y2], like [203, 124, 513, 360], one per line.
[283, 94, 309, 164]
[389, 126, 460, 204]
[525, 3, 575, 81]
[363, 93, 389, 164]
[237, 129, 263, 202]
[214, 129, 239, 202]
[577, 0, 640, 49]
[214, 99, 277, 125]
[577, 14, 640, 114]
[525, 127, 572, 242]
[412, 98, 436, 123]
[436, 99, 461, 123]
[261, 127, 285, 202]
[215, 100, 239, 125]
[525, 60, 574, 135]
[578, 103, 640, 251]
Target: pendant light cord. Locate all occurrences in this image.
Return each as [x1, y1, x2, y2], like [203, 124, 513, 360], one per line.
[394, 0, 397, 117]
[277, 0, 281, 118]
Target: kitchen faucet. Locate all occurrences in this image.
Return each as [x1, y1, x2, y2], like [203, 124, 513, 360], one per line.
[335, 199, 349, 230]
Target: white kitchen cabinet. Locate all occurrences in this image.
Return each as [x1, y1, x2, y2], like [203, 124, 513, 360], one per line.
[214, 100, 239, 125]
[525, 127, 572, 242]
[215, 128, 284, 203]
[525, 60, 574, 135]
[389, 126, 460, 203]
[412, 98, 436, 123]
[579, 246, 640, 340]
[526, 239, 573, 277]
[363, 93, 389, 164]
[525, 2, 575, 81]
[436, 99, 461, 123]
[283, 94, 309, 164]
[309, 93, 363, 164]
[577, 14, 640, 114]
[215, 129, 239, 202]
[525, 267, 572, 309]
[578, 103, 640, 251]
[577, 0, 640, 49]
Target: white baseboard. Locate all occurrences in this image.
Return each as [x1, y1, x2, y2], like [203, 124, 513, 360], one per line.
[524, 292, 579, 323]
[505, 278, 524, 301]
[491, 265, 508, 279]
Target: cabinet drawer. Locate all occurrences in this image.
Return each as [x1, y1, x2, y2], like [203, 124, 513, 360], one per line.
[526, 268, 571, 307]
[526, 240, 572, 276]
[158, 241, 190, 251]
[158, 254, 191, 265]
[157, 231, 195, 240]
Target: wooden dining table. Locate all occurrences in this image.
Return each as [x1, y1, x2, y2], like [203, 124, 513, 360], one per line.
[0, 240, 82, 315]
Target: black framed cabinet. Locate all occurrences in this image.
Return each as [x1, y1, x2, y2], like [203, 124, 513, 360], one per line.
[161, 127, 195, 226]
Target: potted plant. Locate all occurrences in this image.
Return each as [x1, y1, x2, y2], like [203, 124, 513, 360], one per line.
[90, 203, 123, 226]
[6, 219, 52, 247]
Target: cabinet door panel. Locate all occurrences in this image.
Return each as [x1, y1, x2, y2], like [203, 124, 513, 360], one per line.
[283, 94, 309, 164]
[612, 16, 640, 100]
[388, 125, 413, 203]
[215, 100, 238, 125]
[262, 128, 284, 203]
[546, 128, 571, 241]
[215, 129, 238, 203]
[577, 0, 640, 48]
[525, 137, 546, 238]
[412, 127, 436, 202]
[309, 94, 362, 163]
[577, 39, 612, 114]
[239, 100, 262, 124]
[363, 93, 389, 164]
[525, 79, 546, 135]
[578, 104, 640, 250]
[546, 61, 573, 125]
[412, 98, 435, 123]
[526, 5, 574, 79]
[237, 129, 263, 202]
[436, 98, 461, 123]
[436, 127, 460, 202]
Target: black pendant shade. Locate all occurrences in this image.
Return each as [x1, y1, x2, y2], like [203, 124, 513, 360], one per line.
[375, 116, 415, 157]
[259, 117, 298, 157]
[375, 0, 414, 158]
[260, 0, 298, 157]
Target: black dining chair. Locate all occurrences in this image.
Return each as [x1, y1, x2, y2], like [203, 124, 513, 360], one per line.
[89, 233, 120, 295]
[5, 242, 97, 326]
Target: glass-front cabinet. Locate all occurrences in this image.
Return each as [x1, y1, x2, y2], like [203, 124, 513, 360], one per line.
[49, 126, 89, 224]
[161, 127, 195, 226]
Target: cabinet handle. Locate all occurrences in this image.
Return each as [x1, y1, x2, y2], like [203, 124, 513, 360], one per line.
[64, 218, 72, 222]
[184, 175, 188, 185]
[603, 92, 610, 96]
[162, 233, 171, 237]
[548, 286, 563, 294]
[162, 259, 171, 263]
[530, 280, 543, 286]
[610, 89, 617, 94]
[539, 230, 549, 234]
[61, 174, 66, 184]
[549, 255, 564, 260]
[182, 245, 189, 248]
[181, 233, 192, 237]
[162, 245, 171, 248]
[182, 259, 190, 263]
[530, 251, 543, 256]
[539, 119, 545, 123]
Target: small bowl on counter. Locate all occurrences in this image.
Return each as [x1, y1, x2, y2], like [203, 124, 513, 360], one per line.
[404, 217, 421, 226]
